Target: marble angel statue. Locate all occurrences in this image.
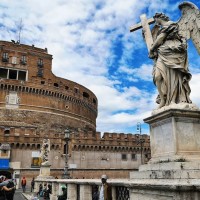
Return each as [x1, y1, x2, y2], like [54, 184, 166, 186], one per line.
[149, 2, 200, 108]
[40, 138, 50, 165]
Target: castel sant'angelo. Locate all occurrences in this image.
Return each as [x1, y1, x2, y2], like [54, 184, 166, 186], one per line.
[0, 40, 150, 184]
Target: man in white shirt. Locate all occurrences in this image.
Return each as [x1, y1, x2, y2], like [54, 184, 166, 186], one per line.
[99, 175, 112, 200]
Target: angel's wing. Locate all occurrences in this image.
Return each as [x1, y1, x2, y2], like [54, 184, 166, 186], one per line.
[178, 2, 200, 54]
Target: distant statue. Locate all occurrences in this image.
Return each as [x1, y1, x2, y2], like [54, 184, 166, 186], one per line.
[40, 138, 50, 165]
[149, 2, 200, 108]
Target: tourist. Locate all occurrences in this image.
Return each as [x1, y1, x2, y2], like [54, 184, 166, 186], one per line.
[0, 176, 15, 200]
[99, 175, 112, 200]
[92, 185, 99, 200]
[43, 184, 52, 199]
[21, 177, 26, 193]
[31, 178, 35, 192]
[57, 186, 67, 200]
[37, 183, 43, 197]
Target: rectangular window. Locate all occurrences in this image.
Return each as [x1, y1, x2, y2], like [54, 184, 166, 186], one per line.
[38, 58, 43, 67]
[0, 68, 26, 81]
[121, 154, 127, 160]
[18, 71, 26, 81]
[74, 87, 79, 93]
[21, 55, 27, 65]
[3, 52, 8, 59]
[0, 68, 8, 78]
[9, 70, 17, 79]
[132, 154, 137, 160]
[2, 53, 9, 62]
[37, 68, 43, 77]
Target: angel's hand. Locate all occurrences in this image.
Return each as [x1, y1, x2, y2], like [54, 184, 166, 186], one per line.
[148, 49, 155, 59]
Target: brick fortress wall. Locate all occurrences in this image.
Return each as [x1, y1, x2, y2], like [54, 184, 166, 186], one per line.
[0, 41, 151, 184]
[0, 40, 97, 184]
[68, 131, 151, 179]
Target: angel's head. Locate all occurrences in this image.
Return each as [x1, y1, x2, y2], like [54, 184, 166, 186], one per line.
[153, 13, 170, 25]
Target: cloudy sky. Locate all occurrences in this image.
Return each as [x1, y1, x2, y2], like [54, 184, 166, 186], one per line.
[0, 0, 200, 134]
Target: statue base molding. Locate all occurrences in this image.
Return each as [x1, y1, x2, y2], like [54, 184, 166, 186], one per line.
[129, 161, 200, 199]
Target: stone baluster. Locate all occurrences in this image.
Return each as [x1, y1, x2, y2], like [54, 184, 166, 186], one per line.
[34, 181, 40, 193]
[50, 182, 59, 200]
[67, 184, 77, 200]
[80, 185, 92, 200]
[112, 186, 116, 199]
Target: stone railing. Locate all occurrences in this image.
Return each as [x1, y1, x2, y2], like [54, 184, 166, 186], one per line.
[34, 178, 130, 200]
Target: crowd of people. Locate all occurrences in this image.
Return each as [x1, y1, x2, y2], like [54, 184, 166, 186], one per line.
[0, 174, 112, 200]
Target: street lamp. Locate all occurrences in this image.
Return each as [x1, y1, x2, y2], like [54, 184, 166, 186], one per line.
[63, 128, 71, 179]
[136, 122, 145, 165]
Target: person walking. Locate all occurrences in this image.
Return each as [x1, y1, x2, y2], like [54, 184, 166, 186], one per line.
[21, 177, 26, 193]
[31, 178, 35, 192]
[99, 175, 112, 200]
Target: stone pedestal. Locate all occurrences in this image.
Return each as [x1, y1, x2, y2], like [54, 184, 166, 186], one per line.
[35, 164, 54, 193]
[38, 164, 52, 177]
[145, 109, 200, 163]
[36, 164, 54, 182]
[129, 108, 200, 200]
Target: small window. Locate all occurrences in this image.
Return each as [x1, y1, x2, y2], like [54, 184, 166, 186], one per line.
[38, 58, 43, 67]
[83, 92, 89, 98]
[37, 68, 43, 77]
[18, 71, 26, 81]
[4, 129, 10, 136]
[121, 154, 127, 160]
[21, 55, 27, 65]
[0, 68, 8, 78]
[132, 154, 137, 160]
[54, 83, 59, 87]
[41, 81, 45, 84]
[2, 52, 9, 62]
[74, 87, 79, 93]
[9, 70, 17, 80]
[65, 86, 69, 90]
[93, 98, 96, 104]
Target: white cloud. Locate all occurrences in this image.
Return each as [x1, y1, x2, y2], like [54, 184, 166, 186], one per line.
[118, 64, 153, 82]
[0, 0, 193, 134]
[190, 73, 200, 106]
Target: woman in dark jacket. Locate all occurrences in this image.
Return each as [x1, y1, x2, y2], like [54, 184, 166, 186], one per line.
[0, 185, 15, 200]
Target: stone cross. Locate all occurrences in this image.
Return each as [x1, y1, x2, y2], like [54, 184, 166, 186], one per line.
[130, 14, 155, 52]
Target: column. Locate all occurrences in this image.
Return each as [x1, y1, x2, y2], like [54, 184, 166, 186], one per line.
[80, 185, 92, 200]
[50, 182, 59, 200]
[112, 186, 116, 199]
[67, 184, 77, 200]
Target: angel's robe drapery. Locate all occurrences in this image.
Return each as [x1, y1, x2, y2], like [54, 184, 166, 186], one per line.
[153, 22, 192, 105]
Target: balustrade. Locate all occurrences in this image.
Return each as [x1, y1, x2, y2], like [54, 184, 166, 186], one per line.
[34, 178, 130, 200]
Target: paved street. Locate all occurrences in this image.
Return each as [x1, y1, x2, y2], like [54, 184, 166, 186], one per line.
[12, 188, 45, 200]
[14, 189, 27, 200]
